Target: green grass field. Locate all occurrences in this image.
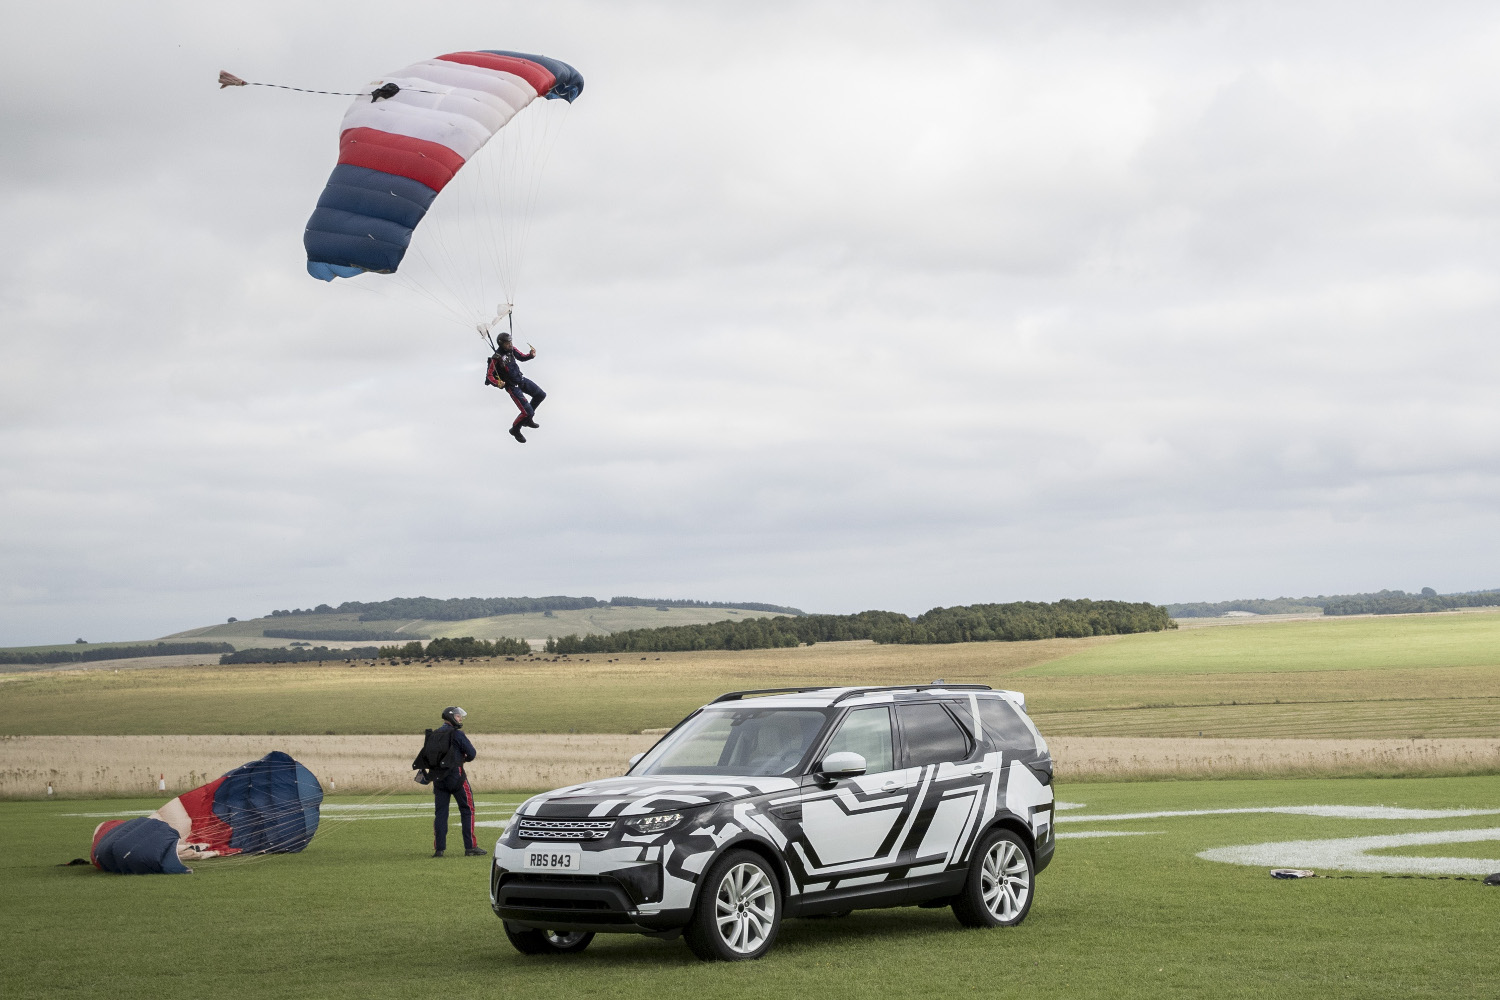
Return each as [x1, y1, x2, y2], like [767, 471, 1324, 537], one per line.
[1026, 612, 1500, 676]
[5, 775, 1498, 999]
[5, 612, 1500, 740]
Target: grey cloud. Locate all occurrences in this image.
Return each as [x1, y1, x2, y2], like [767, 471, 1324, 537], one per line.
[3, 1, 1499, 643]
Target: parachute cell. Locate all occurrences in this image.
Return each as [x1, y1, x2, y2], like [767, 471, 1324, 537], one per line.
[304, 50, 584, 282]
[91, 817, 192, 875]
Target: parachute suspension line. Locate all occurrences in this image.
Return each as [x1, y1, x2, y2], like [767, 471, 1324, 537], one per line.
[507, 102, 571, 305]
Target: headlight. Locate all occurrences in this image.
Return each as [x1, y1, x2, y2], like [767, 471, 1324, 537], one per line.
[624, 811, 685, 835]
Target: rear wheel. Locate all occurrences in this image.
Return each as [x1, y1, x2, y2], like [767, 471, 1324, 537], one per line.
[684, 850, 783, 961]
[952, 828, 1034, 928]
[503, 923, 595, 955]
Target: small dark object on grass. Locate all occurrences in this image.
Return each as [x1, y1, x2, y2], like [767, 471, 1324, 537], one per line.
[1485, 873, 1500, 886]
[1271, 869, 1316, 879]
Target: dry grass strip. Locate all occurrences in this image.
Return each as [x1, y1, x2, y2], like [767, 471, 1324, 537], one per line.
[5, 733, 1500, 799]
[0, 734, 654, 799]
[1050, 736, 1500, 782]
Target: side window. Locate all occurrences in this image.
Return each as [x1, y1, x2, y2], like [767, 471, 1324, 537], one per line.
[896, 703, 972, 767]
[979, 699, 1038, 753]
[823, 707, 894, 774]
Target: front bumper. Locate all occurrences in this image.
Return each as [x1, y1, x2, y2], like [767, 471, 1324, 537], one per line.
[491, 866, 690, 934]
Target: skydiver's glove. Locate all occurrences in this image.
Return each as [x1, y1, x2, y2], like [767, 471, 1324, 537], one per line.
[413, 769, 431, 785]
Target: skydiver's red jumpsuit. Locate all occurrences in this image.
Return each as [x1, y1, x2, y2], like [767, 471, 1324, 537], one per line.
[486, 346, 545, 429]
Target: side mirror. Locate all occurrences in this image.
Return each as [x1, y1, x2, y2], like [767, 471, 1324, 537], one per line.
[628, 753, 644, 769]
[817, 751, 867, 782]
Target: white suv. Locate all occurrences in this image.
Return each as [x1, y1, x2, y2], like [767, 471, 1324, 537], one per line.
[491, 684, 1055, 961]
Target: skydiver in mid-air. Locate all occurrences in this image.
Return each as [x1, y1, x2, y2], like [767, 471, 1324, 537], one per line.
[485, 330, 545, 443]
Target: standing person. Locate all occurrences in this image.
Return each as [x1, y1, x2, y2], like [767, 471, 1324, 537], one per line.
[484, 331, 545, 444]
[413, 706, 485, 858]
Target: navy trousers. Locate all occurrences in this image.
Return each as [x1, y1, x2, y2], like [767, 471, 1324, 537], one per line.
[433, 771, 477, 851]
[506, 378, 546, 426]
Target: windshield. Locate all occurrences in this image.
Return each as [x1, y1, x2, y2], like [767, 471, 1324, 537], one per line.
[634, 708, 831, 777]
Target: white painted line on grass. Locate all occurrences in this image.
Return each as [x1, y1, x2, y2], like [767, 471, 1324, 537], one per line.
[1199, 827, 1500, 875]
[321, 801, 521, 811]
[325, 811, 514, 822]
[1057, 830, 1163, 839]
[1054, 801, 1086, 811]
[1058, 805, 1500, 823]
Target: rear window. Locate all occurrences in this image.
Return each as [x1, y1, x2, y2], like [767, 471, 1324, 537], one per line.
[897, 703, 972, 767]
[979, 698, 1039, 753]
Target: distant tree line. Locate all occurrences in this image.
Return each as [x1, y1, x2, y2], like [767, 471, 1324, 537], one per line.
[221, 646, 380, 664]
[267, 596, 603, 621]
[263, 628, 420, 641]
[1165, 597, 1326, 618]
[378, 636, 533, 659]
[1167, 587, 1500, 618]
[262, 594, 804, 622]
[1, 641, 234, 665]
[1322, 589, 1500, 616]
[544, 600, 1171, 654]
[606, 597, 805, 615]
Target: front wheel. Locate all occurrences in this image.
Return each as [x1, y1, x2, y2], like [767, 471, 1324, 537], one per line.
[684, 849, 783, 961]
[952, 828, 1034, 928]
[503, 923, 595, 955]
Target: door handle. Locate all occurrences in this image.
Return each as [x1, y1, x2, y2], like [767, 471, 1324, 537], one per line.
[881, 780, 901, 791]
[970, 765, 985, 775]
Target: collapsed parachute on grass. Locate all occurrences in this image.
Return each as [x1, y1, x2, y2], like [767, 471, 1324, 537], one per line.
[303, 51, 584, 282]
[90, 751, 322, 874]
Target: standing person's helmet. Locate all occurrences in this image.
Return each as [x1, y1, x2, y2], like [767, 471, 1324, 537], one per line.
[442, 706, 468, 727]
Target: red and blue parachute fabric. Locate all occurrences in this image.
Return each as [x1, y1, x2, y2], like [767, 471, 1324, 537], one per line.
[303, 51, 584, 281]
[90, 752, 323, 874]
[90, 817, 192, 875]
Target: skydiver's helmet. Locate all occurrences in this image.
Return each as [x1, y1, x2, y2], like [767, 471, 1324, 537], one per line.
[496, 332, 513, 348]
[442, 706, 467, 728]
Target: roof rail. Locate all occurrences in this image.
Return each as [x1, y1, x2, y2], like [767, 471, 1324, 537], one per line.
[711, 686, 839, 703]
[830, 683, 992, 705]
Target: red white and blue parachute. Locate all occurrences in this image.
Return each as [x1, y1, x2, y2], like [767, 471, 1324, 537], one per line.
[303, 51, 583, 285]
[90, 752, 322, 874]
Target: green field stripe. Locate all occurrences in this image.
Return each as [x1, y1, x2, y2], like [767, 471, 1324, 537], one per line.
[1025, 612, 1500, 677]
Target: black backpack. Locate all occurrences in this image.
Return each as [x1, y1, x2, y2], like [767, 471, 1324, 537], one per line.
[412, 728, 462, 781]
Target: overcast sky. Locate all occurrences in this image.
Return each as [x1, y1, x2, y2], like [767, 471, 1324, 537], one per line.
[3, 1, 1499, 645]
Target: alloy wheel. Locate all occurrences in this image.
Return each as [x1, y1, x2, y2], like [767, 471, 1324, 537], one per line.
[545, 931, 590, 949]
[714, 861, 777, 954]
[980, 839, 1031, 921]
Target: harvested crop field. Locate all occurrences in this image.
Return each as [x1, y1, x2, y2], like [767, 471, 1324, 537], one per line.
[8, 734, 1500, 799]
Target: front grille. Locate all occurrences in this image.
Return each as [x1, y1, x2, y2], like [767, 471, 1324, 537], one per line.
[516, 818, 615, 841]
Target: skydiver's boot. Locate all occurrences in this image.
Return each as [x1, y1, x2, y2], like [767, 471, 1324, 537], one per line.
[432, 849, 444, 858]
[509, 425, 527, 444]
[465, 847, 488, 857]
[523, 417, 540, 429]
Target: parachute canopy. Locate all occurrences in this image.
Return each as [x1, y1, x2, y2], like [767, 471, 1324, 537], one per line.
[90, 751, 323, 874]
[304, 51, 584, 282]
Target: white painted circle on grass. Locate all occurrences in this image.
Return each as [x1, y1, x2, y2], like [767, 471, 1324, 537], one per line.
[1198, 826, 1500, 875]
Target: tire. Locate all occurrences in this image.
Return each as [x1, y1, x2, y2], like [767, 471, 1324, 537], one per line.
[503, 922, 595, 955]
[684, 849, 783, 961]
[952, 828, 1035, 928]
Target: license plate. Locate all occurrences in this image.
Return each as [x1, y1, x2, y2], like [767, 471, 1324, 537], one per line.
[523, 846, 582, 871]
